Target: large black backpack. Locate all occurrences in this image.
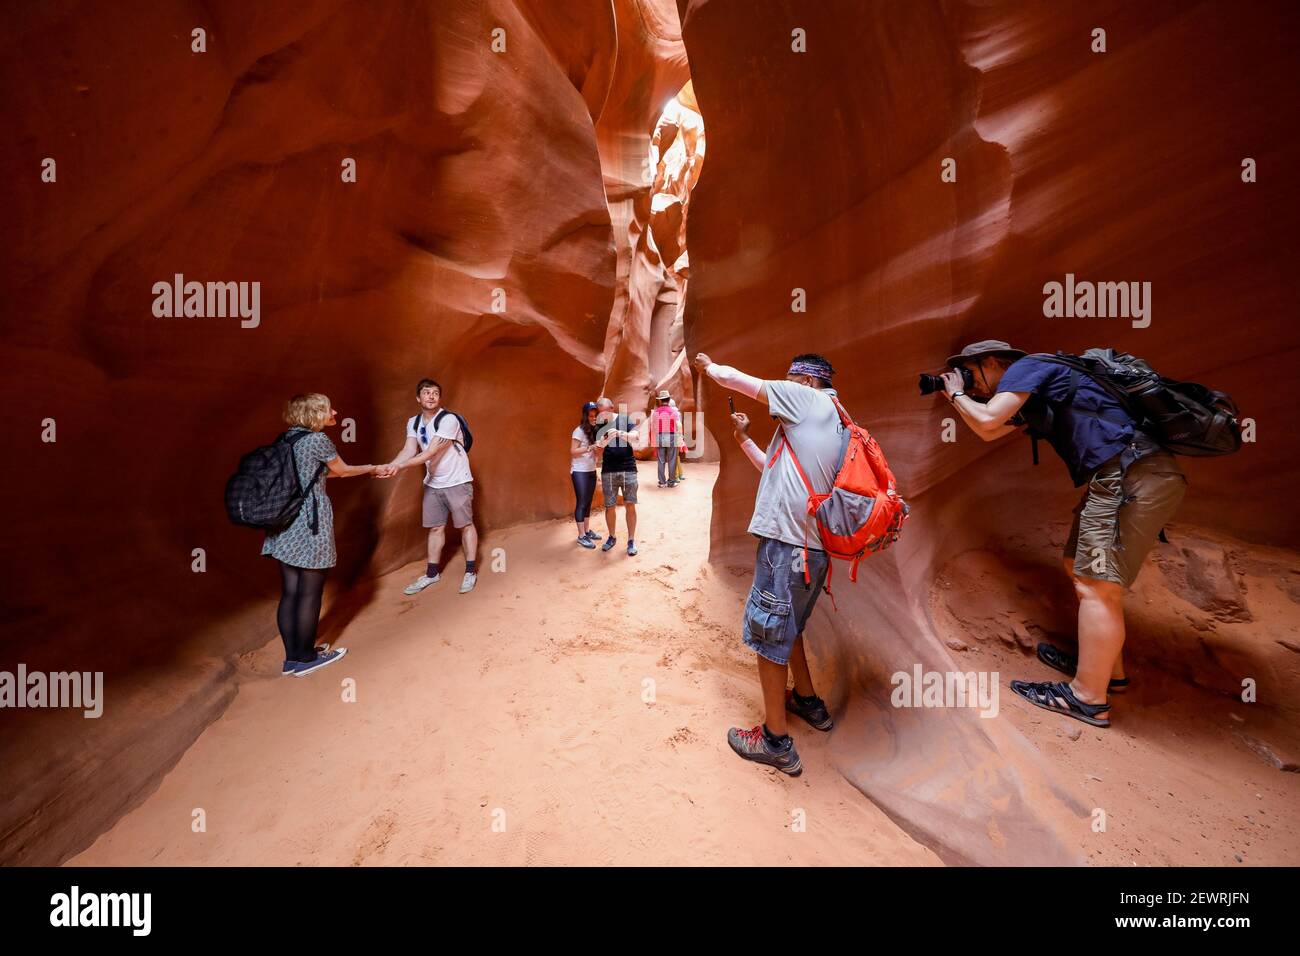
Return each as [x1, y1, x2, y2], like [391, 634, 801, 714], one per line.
[1033, 348, 1242, 457]
[224, 430, 326, 533]
[412, 410, 473, 452]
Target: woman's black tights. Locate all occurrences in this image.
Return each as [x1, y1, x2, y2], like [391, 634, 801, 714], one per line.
[277, 561, 328, 663]
[572, 470, 597, 525]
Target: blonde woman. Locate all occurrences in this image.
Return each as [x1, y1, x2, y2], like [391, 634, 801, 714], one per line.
[262, 393, 378, 677]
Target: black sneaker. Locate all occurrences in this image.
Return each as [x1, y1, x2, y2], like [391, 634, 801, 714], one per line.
[726, 725, 802, 776]
[785, 689, 834, 731]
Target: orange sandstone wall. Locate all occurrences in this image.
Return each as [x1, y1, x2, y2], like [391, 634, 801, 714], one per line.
[680, 0, 1299, 863]
[0, 0, 677, 864]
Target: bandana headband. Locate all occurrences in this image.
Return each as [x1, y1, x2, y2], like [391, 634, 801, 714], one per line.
[788, 359, 834, 380]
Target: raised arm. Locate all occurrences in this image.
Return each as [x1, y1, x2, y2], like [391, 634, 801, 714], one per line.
[694, 352, 768, 405]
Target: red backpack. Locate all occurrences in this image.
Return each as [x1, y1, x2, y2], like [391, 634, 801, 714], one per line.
[770, 394, 909, 604]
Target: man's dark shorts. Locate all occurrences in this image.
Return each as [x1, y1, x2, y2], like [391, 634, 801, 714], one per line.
[742, 536, 829, 665]
[1066, 451, 1186, 587]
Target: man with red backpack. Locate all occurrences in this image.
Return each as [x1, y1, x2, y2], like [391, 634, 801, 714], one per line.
[694, 352, 848, 776]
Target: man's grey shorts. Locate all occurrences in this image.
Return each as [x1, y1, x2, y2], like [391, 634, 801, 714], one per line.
[423, 482, 474, 529]
[743, 536, 829, 665]
[601, 470, 638, 505]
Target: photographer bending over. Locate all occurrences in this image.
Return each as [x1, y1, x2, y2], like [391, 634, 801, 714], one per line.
[940, 340, 1187, 728]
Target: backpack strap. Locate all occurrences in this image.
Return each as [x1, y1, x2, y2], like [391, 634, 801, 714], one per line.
[771, 388, 846, 495]
[434, 409, 467, 452]
[284, 429, 326, 534]
[827, 394, 855, 429]
[772, 425, 816, 498]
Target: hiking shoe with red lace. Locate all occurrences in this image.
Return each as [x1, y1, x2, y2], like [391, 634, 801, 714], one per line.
[726, 725, 802, 776]
[785, 689, 834, 731]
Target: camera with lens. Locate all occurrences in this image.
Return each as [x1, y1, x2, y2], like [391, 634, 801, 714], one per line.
[918, 366, 973, 396]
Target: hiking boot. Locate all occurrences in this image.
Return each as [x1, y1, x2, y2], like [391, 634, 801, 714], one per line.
[602, 536, 617, 553]
[459, 571, 477, 594]
[785, 689, 834, 731]
[404, 573, 440, 595]
[726, 725, 802, 776]
[288, 647, 348, 678]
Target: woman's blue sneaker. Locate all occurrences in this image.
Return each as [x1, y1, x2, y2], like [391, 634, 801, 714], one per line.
[281, 643, 332, 676]
[288, 647, 348, 678]
[584, 530, 602, 541]
[577, 535, 596, 549]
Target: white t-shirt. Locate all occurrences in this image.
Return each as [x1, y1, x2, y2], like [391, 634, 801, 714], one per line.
[408, 412, 473, 489]
[747, 383, 846, 549]
[571, 426, 597, 473]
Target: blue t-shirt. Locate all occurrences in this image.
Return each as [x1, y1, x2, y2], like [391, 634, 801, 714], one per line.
[997, 356, 1136, 486]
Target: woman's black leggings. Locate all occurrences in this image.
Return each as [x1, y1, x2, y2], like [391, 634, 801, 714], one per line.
[571, 470, 597, 524]
[276, 561, 328, 663]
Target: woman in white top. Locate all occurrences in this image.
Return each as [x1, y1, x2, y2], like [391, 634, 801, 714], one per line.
[571, 401, 603, 548]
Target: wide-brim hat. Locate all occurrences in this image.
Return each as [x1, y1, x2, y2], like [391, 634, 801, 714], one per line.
[945, 339, 1027, 368]
[655, 390, 672, 401]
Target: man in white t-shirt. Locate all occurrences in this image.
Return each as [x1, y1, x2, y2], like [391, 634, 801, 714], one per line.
[378, 378, 479, 595]
[694, 351, 846, 777]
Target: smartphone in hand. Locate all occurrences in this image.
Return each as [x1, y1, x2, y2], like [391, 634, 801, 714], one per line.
[728, 396, 736, 414]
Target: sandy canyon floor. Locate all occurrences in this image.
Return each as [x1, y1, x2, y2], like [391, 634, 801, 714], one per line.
[73, 462, 1299, 865]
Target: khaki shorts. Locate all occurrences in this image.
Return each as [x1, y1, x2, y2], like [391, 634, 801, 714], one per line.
[423, 482, 474, 529]
[1066, 452, 1186, 587]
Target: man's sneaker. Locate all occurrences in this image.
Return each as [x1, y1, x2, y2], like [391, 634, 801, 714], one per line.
[602, 536, 617, 553]
[459, 571, 477, 594]
[726, 725, 802, 776]
[404, 573, 440, 595]
[786, 689, 834, 731]
[627, 540, 638, 556]
[288, 647, 348, 678]
[577, 535, 596, 549]
[584, 530, 603, 541]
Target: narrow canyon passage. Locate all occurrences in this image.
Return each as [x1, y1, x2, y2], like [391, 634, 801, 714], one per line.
[3, 0, 1297, 873]
[70, 462, 938, 867]
[71, 458, 1298, 866]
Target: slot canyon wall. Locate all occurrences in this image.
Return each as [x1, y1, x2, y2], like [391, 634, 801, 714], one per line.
[0, 0, 688, 864]
[1, 0, 1295, 868]
[681, 0, 1299, 863]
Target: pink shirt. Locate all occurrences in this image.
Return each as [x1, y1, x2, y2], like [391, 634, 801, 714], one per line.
[651, 405, 679, 434]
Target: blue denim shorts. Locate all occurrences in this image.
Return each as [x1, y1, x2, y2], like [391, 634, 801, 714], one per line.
[742, 536, 829, 665]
